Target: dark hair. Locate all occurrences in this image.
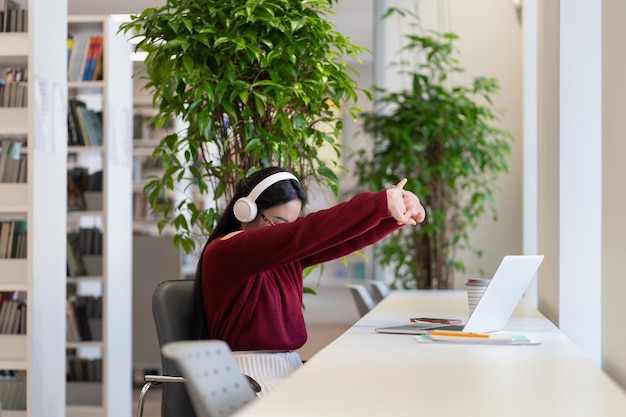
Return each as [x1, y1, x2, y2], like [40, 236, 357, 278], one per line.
[191, 167, 307, 339]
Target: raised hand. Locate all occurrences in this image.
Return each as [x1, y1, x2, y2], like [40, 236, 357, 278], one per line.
[403, 188, 426, 224]
[386, 178, 426, 225]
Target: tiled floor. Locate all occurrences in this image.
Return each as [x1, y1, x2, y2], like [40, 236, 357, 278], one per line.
[132, 386, 162, 417]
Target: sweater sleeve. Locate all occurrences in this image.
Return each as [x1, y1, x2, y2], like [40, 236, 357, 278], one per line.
[205, 191, 401, 279]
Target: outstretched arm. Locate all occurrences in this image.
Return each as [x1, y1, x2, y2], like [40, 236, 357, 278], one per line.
[301, 178, 426, 266]
[205, 179, 426, 276]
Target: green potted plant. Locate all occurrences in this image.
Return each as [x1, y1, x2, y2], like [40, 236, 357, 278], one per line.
[354, 7, 513, 289]
[119, 0, 368, 254]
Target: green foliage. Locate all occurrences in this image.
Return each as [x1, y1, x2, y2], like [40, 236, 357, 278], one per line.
[355, 7, 512, 289]
[119, 0, 367, 252]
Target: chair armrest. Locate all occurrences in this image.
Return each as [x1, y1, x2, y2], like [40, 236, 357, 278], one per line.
[144, 373, 260, 393]
[245, 374, 262, 393]
[137, 376, 185, 417]
[144, 374, 185, 383]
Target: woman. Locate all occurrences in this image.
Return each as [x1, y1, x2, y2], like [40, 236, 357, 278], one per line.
[191, 166, 425, 396]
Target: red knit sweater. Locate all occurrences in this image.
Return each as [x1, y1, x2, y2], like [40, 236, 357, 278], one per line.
[201, 190, 401, 351]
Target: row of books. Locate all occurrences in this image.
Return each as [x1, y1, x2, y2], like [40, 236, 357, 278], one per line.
[67, 34, 103, 82]
[0, 81, 27, 108]
[133, 112, 175, 140]
[132, 154, 170, 220]
[132, 154, 162, 181]
[67, 228, 103, 277]
[73, 227, 103, 256]
[0, 220, 27, 259]
[66, 356, 102, 382]
[1, 67, 27, 108]
[133, 188, 176, 222]
[0, 293, 26, 334]
[66, 296, 102, 342]
[68, 99, 103, 146]
[1, 0, 27, 33]
[132, 190, 153, 221]
[68, 167, 103, 211]
[0, 371, 26, 410]
[0, 139, 27, 183]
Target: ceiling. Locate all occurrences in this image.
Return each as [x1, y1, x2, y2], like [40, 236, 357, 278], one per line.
[68, 0, 374, 53]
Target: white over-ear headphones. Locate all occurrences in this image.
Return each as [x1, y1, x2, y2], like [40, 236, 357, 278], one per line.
[233, 171, 299, 223]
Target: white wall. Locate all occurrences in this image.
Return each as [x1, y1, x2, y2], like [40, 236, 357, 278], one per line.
[374, 0, 524, 284]
[446, 0, 524, 283]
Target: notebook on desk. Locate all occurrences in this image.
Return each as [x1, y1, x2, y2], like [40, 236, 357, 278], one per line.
[375, 255, 545, 335]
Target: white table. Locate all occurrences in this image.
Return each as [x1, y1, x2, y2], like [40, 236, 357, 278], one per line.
[234, 290, 626, 417]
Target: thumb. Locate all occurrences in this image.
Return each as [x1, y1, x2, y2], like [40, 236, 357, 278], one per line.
[395, 178, 408, 190]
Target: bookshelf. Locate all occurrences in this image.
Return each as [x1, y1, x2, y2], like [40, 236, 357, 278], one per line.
[66, 15, 132, 417]
[0, 0, 67, 416]
[131, 63, 187, 237]
[130, 62, 195, 380]
[131, 95, 174, 234]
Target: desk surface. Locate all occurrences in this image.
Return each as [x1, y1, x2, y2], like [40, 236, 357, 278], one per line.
[234, 290, 626, 417]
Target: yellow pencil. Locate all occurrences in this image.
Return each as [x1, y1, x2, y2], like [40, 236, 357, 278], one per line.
[429, 330, 490, 338]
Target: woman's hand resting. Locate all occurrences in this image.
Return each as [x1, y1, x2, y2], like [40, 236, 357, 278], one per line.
[386, 178, 426, 226]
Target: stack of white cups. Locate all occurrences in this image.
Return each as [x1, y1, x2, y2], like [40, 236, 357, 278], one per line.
[465, 278, 490, 315]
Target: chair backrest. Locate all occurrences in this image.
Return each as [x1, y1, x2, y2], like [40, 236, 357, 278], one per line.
[345, 284, 376, 317]
[161, 340, 257, 417]
[365, 280, 390, 303]
[152, 279, 197, 417]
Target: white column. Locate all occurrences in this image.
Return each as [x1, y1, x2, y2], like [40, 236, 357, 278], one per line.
[601, 0, 626, 389]
[522, 0, 539, 307]
[373, 0, 413, 96]
[559, 1, 602, 365]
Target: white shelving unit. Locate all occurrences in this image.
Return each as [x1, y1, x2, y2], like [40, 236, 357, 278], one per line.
[130, 62, 185, 379]
[130, 60, 200, 379]
[131, 64, 181, 237]
[66, 15, 132, 417]
[0, 0, 67, 416]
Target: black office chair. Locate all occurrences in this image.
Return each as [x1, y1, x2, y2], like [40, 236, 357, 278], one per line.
[136, 279, 261, 417]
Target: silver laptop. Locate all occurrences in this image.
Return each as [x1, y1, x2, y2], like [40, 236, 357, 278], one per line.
[375, 255, 544, 335]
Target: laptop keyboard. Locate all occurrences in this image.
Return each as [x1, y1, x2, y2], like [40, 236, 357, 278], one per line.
[434, 324, 466, 331]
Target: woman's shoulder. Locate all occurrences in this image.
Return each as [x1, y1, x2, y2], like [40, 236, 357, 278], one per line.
[220, 230, 244, 240]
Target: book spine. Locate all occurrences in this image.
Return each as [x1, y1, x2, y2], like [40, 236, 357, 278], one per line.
[82, 36, 98, 81]
[2, 0, 9, 33]
[92, 36, 104, 81]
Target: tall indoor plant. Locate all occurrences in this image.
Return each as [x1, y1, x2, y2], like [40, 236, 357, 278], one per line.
[119, 0, 367, 254]
[355, 7, 512, 289]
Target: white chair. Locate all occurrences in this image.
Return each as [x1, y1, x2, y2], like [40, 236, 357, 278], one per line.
[345, 284, 376, 317]
[161, 340, 257, 417]
[365, 280, 390, 303]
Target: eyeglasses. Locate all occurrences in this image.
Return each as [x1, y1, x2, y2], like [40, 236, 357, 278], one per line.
[260, 212, 276, 227]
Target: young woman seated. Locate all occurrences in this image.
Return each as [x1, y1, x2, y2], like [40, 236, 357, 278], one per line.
[191, 166, 426, 396]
